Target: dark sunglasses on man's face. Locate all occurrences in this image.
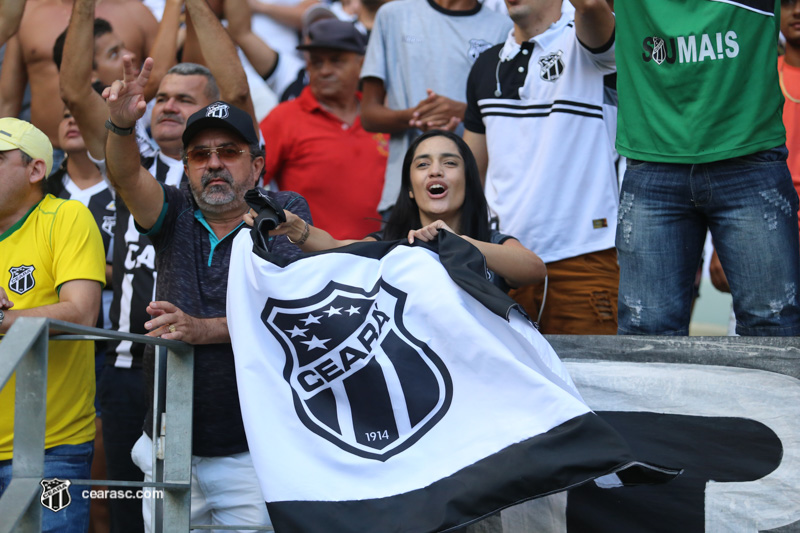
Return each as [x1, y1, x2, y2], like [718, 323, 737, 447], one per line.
[184, 146, 249, 165]
[783, 0, 798, 6]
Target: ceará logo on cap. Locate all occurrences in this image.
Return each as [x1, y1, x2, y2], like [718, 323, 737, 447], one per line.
[206, 103, 230, 119]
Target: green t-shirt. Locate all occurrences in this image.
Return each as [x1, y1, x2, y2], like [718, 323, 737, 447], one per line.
[615, 0, 785, 163]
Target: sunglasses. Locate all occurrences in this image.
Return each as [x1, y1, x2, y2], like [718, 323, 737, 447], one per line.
[184, 146, 249, 165]
[783, 0, 797, 6]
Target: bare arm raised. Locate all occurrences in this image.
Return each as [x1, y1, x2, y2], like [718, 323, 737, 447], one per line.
[184, 0, 257, 133]
[224, 0, 278, 80]
[142, 0, 183, 102]
[0, 0, 26, 119]
[0, 36, 26, 121]
[247, 0, 317, 29]
[571, 0, 615, 50]
[103, 56, 165, 230]
[59, 0, 108, 159]
[0, 0, 25, 47]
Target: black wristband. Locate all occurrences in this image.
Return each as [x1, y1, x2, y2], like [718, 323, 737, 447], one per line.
[105, 119, 135, 136]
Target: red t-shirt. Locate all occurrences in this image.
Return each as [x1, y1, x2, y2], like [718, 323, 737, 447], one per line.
[779, 56, 800, 236]
[260, 87, 388, 240]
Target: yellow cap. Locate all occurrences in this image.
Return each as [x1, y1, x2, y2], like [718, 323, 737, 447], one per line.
[0, 117, 53, 176]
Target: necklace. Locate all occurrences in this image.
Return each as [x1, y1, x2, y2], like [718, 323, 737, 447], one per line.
[779, 60, 800, 103]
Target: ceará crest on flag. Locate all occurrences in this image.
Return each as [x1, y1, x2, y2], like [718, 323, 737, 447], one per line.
[262, 279, 453, 462]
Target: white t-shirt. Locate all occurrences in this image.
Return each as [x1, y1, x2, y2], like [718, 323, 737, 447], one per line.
[361, 0, 512, 211]
[464, 3, 618, 262]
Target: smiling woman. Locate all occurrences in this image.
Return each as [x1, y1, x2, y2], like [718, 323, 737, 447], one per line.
[248, 129, 547, 291]
[386, 130, 483, 242]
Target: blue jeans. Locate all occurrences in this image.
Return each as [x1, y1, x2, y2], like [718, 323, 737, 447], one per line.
[616, 146, 800, 336]
[0, 441, 94, 533]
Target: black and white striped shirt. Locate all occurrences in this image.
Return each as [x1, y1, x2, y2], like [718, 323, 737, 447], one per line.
[106, 152, 186, 368]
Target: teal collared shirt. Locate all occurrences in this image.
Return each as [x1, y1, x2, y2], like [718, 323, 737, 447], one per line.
[194, 210, 245, 266]
[139, 183, 244, 266]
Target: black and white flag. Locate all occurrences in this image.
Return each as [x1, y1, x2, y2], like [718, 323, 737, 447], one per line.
[227, 230, 678, 533]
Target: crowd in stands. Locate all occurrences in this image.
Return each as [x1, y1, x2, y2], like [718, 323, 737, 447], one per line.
[1, 0, 800, 531]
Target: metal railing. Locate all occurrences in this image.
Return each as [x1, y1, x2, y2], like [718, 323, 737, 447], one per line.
[2, 318, 798, 532]
[0, 317, 194, 533]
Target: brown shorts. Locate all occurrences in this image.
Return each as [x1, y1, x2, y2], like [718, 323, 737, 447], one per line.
[510, 247, 619, 335]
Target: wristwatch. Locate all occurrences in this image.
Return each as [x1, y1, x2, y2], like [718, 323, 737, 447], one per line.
[0, 309, 5, 329]
[105, 119, 135, 136]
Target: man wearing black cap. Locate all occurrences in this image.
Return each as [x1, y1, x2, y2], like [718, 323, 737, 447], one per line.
[260, 18, 387, 240]
[104, 56, 312, 531]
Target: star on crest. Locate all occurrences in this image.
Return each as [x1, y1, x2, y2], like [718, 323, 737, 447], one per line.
[324, 306, 343, 317]
[286, 325, 308, 338]
[301, 335, 330, 351]
[345, 305, 361, 316]
[301, 314, 321, 325]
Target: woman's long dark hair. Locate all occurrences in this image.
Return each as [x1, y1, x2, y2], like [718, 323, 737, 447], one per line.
[382, 130, 491, 242]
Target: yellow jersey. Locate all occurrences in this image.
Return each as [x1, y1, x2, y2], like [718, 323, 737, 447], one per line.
[0, 195, 105, 460]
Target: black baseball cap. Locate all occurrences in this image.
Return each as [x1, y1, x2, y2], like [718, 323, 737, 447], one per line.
[297, 19, 367, 55]
[182, 101, 258, 148]
[301, 4, 336, 41]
